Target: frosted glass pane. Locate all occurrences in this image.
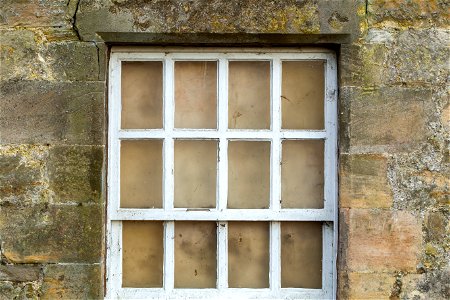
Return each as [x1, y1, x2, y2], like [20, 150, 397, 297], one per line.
[281, 222, 322, 288]
[282, 61, 324, 129]
[122, 221, 163, 287]
[281, 140, 324, 208]
[121, 61, 163, 129]
[228, 141, 270, 209]
[175, 61, 217, 129]
[228, 61, 270, 129]
[120, 140, 162, 208]
[174, 222, 217, 288]
[228, 222, 269, 288]
[174, 140, 217, 208]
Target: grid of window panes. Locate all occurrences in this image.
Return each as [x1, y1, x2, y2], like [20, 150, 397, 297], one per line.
[107, 50, 337, 299]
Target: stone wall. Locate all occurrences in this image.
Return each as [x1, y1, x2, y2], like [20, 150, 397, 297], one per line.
[0, 0, 448, 299]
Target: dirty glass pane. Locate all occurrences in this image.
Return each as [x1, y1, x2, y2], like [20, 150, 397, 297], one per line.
[122, 221, 164, 287]
[228, 141, 270, 209]
[174, 140, 217, 208]
[175, 61, 217, 129]
[281, 140, 324, 208]
[281, 61, 324, 129]
[228, 61, 270, 129]
[281, 222, 322, 288]
[174, 222, 217, 288]
[121, 61, 163, 129]
[228, 222, 269, 288]
[120, 140, 162, 208]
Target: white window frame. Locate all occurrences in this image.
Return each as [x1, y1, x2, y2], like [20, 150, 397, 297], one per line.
[106, 47, 338, 300]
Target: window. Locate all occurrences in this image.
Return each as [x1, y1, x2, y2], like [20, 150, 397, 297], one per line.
[106, 48, 337, 299]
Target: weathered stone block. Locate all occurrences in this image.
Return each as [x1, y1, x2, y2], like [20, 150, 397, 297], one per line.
[0, 281, 40, 300]
[340, 154, 392, 208]
[0, 145, 49, 206]
[400, 268, 450, 300]
[47, 146, 103, 204]
[41, 264, 102, 299]
[340, 43, 387, 87]
[425, 210, 449, 244]
[368, 0, 450, 28]
[0, 80, 104, 144]
[45, 42, 101, 81]
[0, 204, 103, 263]
[0, 265, 41, 282]
[0, 155, 40, 202]
[343, 86, 431, 152]
[0, 29, 101, 81]
[386, 29, 449, 85]
[0, 29, 44, 81]
[346, 272, 396, 299]
[346, 209, 422, 272]
[0, 0, 72, 27]
[77, 0, 325, 40]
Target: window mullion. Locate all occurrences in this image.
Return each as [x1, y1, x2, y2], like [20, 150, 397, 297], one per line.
[217, 58, 229, 290]
[217, 222, 228, 290]
[163, 57, 175, 291]
[270, 58, 282, 291]
[164, 221, 175, 291]
[324, 54, 338, 297]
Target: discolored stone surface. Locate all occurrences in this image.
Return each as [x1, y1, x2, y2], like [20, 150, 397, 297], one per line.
[41, 264, 102, 299]
[367, 0, 450, 28]
[344, 86, 431, 152]
[346, 209, 422, 272]
[0, 80, 105, 144]
[346, 272, 396, 299]
[0, 204, 103, 263]
[0, 265, 41, 282]
[340, 154, 392, 208]
[47, 146, 103, 204]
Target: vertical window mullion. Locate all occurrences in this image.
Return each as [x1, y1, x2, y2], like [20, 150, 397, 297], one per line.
[217, 221, 228, 290]
[163, 57, 175, 291]
[217, 58, 229, 289]
[107, 55, 122, 298]
[164, 221, 175, 292]
[324, 54, 338, 297]
[270, 58, 282, 292]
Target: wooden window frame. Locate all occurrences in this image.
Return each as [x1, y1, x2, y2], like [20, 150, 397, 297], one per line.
[106, 47, 338, 299]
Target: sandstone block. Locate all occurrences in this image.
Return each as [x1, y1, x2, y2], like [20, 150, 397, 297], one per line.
[0, 80, 104, 145]
[0, 265, 41, 282]
[41, 264, 102, 300]
[340, 154, 392, 208]
[346, 272, 396, 299]
[368, 0, 450, 28]
[0, 204, 102, 263]
[47, 146, 103, 204]
[346, 209, 422, 272]
[343, 86, 431, 152]
[0, 0, 71, 28]
[386, 29, 449, 85]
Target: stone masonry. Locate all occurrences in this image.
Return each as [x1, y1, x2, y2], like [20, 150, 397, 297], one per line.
[0, 0, 448, 299]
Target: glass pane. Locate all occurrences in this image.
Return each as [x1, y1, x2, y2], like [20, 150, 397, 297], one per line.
[281, 140, 324, 208]
[175, 61, 217, 129]
[281, 222, 322, 288]
[120, 140, 162, 208]
[174, 140, 217, 208]
[281, 61, 324, 129]
[228, 61, 270, 129]
[174, 222, 217, 288]
[121, 61, 163, 129]
[122, 221, 163, 287]
[228, 222, 269, 288]
[228, 141, 270, 209]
